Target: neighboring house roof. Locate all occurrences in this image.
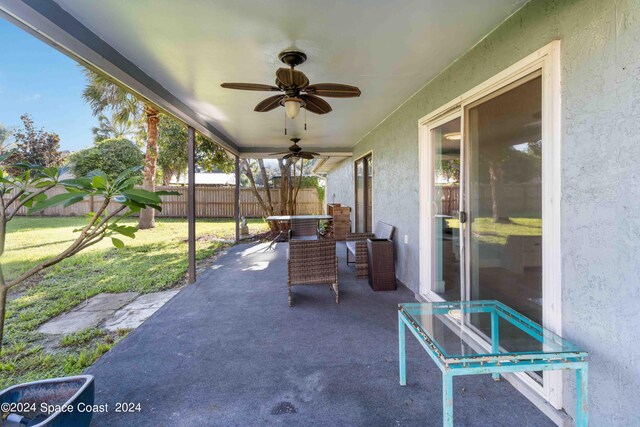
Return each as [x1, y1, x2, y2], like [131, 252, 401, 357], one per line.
[171, 172, 235, 186]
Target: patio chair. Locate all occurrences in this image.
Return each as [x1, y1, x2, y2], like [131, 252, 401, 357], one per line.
[287, 239, 338, 306]
[288, 218, 320, 240]
[346, 221, 395, 278]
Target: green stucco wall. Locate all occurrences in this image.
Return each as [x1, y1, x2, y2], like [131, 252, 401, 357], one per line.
[326, 0, 640, 423]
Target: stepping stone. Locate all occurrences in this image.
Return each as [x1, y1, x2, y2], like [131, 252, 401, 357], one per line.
[38, 292, 138, 335]
[76, 292, 139, 312]
[103, 290, 180, 331]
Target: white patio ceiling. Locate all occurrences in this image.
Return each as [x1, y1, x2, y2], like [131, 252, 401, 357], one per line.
[0, 0, 528, 156]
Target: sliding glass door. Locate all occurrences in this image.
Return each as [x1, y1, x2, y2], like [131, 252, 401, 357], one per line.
[429, 118, 462, 301]
[421, 42, 561, 405]
[355, 154, 372, 233]
[467, 72, 543, 323]
[466, 72, 544, 381]
[426, 72, 545, 380]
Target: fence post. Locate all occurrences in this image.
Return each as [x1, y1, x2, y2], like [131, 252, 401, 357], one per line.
[235, 156, 240, 242]
[187, 126, 196, 283]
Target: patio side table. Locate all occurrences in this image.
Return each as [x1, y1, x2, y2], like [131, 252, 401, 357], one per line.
[398, 300, 588, 427]
[366, 238, 396, 291]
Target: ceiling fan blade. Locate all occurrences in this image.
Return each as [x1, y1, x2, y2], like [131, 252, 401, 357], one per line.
[282, 153, 294, 159]
[301, 94, 332, 114]
[276, 68, 309, 88]
[298, 153, 315, 160]
[300, 151, 320, 156]
[221, 83, 281, 91]
[254, 95, 284, 112]
[305, 83, 361, 98]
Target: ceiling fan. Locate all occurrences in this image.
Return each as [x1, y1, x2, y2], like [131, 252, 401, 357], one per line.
[221, 49, 361, 119]
[270, 138, 319, 161]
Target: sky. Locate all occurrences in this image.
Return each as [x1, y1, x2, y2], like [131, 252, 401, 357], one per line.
[0, 18, 96, 152]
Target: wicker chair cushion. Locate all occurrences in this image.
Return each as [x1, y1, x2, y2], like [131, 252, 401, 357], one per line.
[373, 222, 395, 240]
[345, 241, 357, 255]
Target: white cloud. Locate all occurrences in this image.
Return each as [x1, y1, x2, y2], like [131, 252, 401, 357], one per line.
[22, 93, 41, 101]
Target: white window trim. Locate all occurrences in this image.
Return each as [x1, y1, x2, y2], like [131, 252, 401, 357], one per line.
[418, 40, 563, 410]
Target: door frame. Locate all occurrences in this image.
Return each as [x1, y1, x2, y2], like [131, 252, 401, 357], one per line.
[354, 151, 373, 233]
[418, 40, 562, 408]
[418, 110, 464, 302]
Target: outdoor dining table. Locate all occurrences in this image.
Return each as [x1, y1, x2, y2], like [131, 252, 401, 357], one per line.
[398, 300, 588, 426]
[265, 214, 333, 249]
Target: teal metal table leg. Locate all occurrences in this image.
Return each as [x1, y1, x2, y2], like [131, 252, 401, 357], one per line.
[491, 310, 500, 381]
[443, 372, 453, 427]
[399, 311, 406, 386]
[576, 364, 588, 426]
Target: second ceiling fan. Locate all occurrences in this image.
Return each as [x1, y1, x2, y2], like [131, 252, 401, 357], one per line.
[270, 138, 319, 161]
[221, 49, 361, 119]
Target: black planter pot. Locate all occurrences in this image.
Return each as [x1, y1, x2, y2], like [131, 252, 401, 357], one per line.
[1, 375, 94, 427]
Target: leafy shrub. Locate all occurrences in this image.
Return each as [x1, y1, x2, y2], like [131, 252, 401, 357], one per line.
[69, 138, 143, 180]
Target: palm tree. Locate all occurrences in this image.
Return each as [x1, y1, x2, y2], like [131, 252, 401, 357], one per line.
[92, 113, 143, 143]
[82, 70, 160, 229]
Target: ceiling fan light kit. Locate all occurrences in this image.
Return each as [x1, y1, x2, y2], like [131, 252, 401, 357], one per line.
[283, 97, 304, 119]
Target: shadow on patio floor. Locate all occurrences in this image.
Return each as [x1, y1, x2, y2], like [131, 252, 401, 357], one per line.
[87, 242, 553, 426]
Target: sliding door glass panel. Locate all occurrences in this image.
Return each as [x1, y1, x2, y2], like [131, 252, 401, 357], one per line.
[431, 118, 461, 301]
[355, 159, 365, 232]
[467, 74, 543, 364]
[366, 157, 373, 233]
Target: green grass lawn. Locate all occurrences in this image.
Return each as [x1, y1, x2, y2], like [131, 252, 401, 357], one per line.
[0, 216, 268, 389]
[446, 217, 541, 245]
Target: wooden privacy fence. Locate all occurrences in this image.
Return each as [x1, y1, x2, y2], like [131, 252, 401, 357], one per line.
[6, 186, 323, 218]
[438, 183, 541, 217]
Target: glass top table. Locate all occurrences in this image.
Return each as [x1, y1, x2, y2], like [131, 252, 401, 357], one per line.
[398, 300, 588, 426]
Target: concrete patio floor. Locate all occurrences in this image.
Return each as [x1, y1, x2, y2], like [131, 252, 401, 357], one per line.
[87, 242, 553, 426]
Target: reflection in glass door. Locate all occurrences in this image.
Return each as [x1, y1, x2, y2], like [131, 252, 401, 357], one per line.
[430, 118, 461, 301]
[466, 73, 544, 377]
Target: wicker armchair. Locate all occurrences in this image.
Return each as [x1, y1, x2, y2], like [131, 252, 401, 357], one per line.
[346, 221, 395, 278]
[287, 239, 338, 306]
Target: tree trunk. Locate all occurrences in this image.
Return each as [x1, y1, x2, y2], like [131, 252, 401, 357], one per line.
[488, 161, 510, 224]
[139, 105, 160, 229]
[257, 159, 273, 210]
[161, 167, 173, 186]
[278, 159, 292, 215]
[0, 266, 6, 352]
[0, 217, 5, 351]
[0, 218, 5, 257]
[292, 160, 303, 215]
[243, 160, 270, 215]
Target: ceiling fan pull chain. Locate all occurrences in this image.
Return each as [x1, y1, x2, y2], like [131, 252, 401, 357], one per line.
[284, 111, 287, 135]
[305, 108, 307, 131]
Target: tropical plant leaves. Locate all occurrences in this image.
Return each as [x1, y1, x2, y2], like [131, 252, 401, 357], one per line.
[30, 192, 89, 213]
[111, 237, 125, 248]
[122, 189, 161, 205]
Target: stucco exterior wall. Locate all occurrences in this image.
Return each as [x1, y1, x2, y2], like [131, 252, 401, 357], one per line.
[325, 0, 640, 424]
[326, 158, 354, 222]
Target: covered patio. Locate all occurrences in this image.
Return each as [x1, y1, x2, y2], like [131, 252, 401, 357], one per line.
[4, 0, 640, 424]
[86, 242, 551, 426]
